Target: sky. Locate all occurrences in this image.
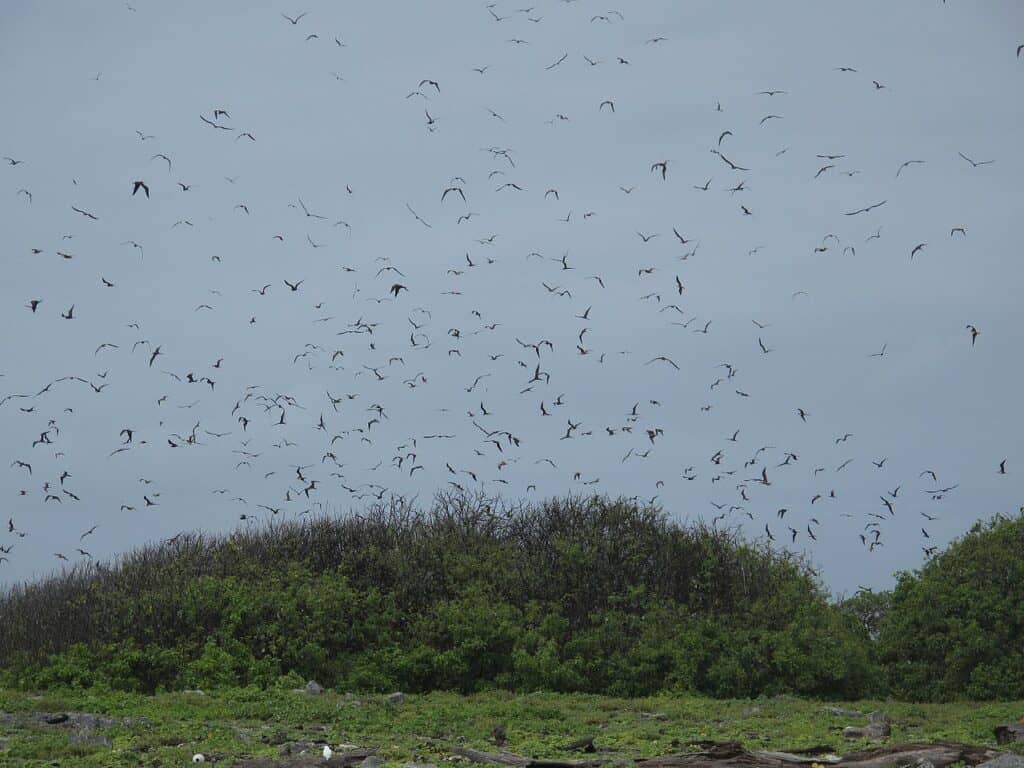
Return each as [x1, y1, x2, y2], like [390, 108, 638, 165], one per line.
[1, 1, 1021, 596]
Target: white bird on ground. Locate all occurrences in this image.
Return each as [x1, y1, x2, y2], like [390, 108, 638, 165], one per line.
[192, 755, 206, 764]
[323, 744, 333, 761]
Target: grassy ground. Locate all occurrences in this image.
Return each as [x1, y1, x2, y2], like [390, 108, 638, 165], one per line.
[0, 688, 1022, 767]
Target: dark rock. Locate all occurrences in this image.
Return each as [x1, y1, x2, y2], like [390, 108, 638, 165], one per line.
[269, 747, 379, 766]
[826, 706, 865, 718]
[842, 722, 891, 739]
[783, 744, 837, 756]
[4, 711, 142, 731]
[842, 711, 891, 739]
[492, 725, 507, 747]
[638, 711, 669, 721]
[868, 721, 892, 737]
[563, 736, 596, 753]
[978, 755, 1024, 768]
[278, 740, 317, 756]
[68, 732, 113, 748]
[39, 712, 120, 730]
[74, 713, 115, 730]
[995, 724, 1024, 745]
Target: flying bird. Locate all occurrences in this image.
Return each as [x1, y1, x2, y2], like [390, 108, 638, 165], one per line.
[199, 114, 232, 130]
[844, 200, 886, 216]
[958, 151, 993, 168]
[405, 203, 432, 228]
[896, 160, 924, 178]
[545, 53, 568, 70]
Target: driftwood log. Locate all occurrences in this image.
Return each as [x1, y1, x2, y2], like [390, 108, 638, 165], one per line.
[453, 748, 625, 768]
[452, 740, 1003, 768]
[230, 741, 1010, 768]
[233, 747, 377, 767]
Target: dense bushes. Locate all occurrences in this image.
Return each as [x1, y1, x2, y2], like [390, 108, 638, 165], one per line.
[1, 495, 1021, 700]
[877, 512, 1024, 701]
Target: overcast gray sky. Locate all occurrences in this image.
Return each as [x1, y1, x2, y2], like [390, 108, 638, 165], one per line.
[1, 1, 1021, 595]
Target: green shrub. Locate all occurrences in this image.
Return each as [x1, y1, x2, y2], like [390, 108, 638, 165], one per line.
[183, 640, 242, 689]
[31, 643, 108, 690]
[7, 496, 1014, 700]
[878, 512, 1024, 700]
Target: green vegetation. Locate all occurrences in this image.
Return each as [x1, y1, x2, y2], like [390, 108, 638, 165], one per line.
[877, 512, 1024, 701]
[1, 688, 1022, 768]
[1, 495, 1022, 703]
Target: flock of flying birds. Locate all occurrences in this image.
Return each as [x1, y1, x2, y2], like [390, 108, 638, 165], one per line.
[1, 3, 1021, 584]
